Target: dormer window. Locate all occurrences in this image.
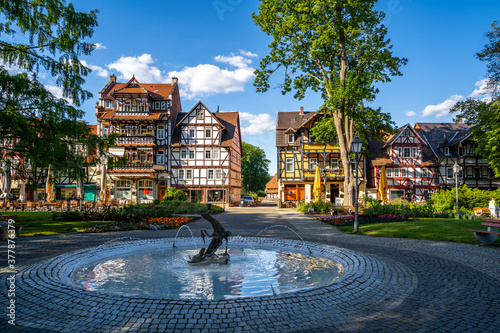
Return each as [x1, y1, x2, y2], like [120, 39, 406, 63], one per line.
[443, 147, 450, 156]
[161, 101, 166, 109]
[287, 134, 295, 144]
[154, 101, 160, 110]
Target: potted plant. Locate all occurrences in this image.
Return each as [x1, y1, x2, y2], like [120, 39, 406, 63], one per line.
[133, 160, 141, 164]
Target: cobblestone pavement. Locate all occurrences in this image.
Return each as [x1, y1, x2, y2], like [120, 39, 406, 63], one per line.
[1, 203, 499, 332]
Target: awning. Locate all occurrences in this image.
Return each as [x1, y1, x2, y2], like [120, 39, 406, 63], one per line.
[56, 183, 97, 189]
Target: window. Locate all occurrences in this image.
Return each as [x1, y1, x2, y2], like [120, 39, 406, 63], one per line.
[140, 125, 148, 135]
[403, 129, 412, 137]
[181, 149, 187, 159]
[330, 158, 339, 169]
[403, 148, 411, 158]
[309, 158, 318, 169]
[106, 101, 110, 108]
[189, 150, 195, 159]
[157, 151, 164, 165]
[401, 168, 407, 177]
[189, 129, 195, 138]
[205, 150, 211, 159]
[425, 191, 434, 201]
[398, 147, 402, 158]
[103, 125, 109, 136]
[208, 170, 214, 180]
[154, 101, 160, 109]
[444, 147, 450, 156]
[115, 180, 131, 199]
[287, 134, 295, 144]
[386, 168, 392, 177]
[207, 189, 225, 203]
[286, 158, 294, 172]
[186, 169, 193, 180]
[422, 168, 428, 178]
[216, 169, 222, 180]
[138, 179, 153, 200]
[139, 152, 148, 163]
[197, 109, 204, 119]
[447, 167, 454, 178]
[394, 168, 400, 177]
[157, 125, 165, 139]
[205, 129, 211, 138]
[412, 147, 418, 158]
[124, 102, 131, 111]
[161, 101, 166, 109]
[212, 149, 220, 160]
[178, 170, 185, 180]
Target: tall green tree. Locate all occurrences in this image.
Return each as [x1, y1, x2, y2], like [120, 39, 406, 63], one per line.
[0, 0, 110, 189]
[451, 21, 500, 176]
[252, 0, 405, 206]
[241, 142, 271, 193]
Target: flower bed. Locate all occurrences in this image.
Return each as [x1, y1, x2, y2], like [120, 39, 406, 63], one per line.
[81, 216, 193, 233]
[316, 214, 405, 227]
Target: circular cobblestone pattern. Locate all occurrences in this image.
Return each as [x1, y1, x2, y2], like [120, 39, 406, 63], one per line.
[3, 237, 417, 332]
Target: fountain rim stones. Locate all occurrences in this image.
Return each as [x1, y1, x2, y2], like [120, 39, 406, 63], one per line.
[45, 236, 362, 301]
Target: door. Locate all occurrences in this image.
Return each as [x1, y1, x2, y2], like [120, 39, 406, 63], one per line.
[330, 184, 340, 203]
[158, 186, 166, 200]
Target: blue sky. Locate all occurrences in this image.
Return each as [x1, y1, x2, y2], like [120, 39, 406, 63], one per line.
[18, 1, 500, 175]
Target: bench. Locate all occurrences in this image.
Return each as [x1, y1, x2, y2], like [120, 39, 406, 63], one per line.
[467, 219, 500, 245]
[473, 207, 490, 216]
[0, 215, 27, 241]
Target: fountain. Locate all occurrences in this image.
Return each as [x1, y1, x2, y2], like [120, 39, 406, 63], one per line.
[187, 213, 231, 265]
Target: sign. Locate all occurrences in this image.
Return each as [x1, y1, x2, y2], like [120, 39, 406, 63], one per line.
[144, 190, 150, 195]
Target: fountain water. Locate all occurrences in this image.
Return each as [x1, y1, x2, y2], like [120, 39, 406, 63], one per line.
[172, 224, 198, 250]
[256, 224, 312, 254]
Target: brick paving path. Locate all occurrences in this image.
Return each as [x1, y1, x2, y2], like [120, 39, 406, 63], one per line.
[1, 203, 499, 332]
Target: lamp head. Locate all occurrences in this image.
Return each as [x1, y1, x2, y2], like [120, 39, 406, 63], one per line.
[351, 135, 363, 154]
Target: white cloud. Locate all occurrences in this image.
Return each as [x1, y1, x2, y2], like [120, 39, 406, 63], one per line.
[421, 94, 464, 118]
[80, 60, 109, 78]
[468, 79, 490, 98]
[405, 110, 417, 117]
[45, 84, 73, 104]
[93, 43, 106, 50]
[107, 54, 168, 83]
[239, 50, 258, 58]
[238, 112, 275, 135]
[169, 51, 256, 100]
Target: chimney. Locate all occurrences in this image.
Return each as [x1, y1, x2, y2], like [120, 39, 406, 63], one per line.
[216, 105, 219, 113]
[110, 73, 116, 82]
[300, 106, 304, 115]
[172, 77, 178, 85]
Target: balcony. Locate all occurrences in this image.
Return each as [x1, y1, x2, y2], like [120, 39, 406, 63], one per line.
[112, 163, 154, 171]
[302, 168, 363, 179]
[114, 136, 155, 146]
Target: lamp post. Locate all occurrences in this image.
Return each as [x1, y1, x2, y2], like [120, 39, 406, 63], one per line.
[222, 171, 227, 212]
[351, 135, 363, 233]
[453, 161, 460, 215]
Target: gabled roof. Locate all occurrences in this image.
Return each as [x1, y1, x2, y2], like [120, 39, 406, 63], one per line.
[383, 123, 427, 148]
[266, 174, 278, 193]
[276, 111, 316, 130]
[175, 101, 225, 129]
[415, 122, 474, 159]
[100, 76, 173, 100]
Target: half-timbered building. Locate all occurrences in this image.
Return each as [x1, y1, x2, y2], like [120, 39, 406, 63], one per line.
[416, 122, 500, 191]
[276, 107, 366, 207]
[170, 102, 242, 205]
[367, 124, 438, 202]
[95, 75, 181, 202]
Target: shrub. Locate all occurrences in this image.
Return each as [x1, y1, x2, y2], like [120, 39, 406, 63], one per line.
[164, 187, 187, 201]
[433, 185, 499, 213]
[316, 214, 406, 227]
[256, 190, 266, 198]
[297, 201, 332, 213]
[362, 199, 435, 219]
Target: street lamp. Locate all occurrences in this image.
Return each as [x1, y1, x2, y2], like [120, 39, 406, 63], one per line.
[222, 171, 227, 212]
[453, 161, 460, 215]
[351, 135, 363, 233]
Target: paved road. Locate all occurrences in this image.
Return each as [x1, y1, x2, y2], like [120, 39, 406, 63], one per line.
[1, 203, 500, 332]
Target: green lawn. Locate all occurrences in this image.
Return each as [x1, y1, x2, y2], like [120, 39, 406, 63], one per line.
[337, 218, 499, 244]
[1, 212, 112, 237]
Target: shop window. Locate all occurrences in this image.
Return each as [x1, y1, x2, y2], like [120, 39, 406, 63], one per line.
[115, 180, 131, 199]
[138, 179, 153, 200]
[207, 189, 225, 203]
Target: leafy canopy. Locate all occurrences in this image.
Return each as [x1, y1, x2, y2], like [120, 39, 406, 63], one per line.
[241, 142, 271, 193]
[451, 21, 500, 176]
[0, 0, 98, 105]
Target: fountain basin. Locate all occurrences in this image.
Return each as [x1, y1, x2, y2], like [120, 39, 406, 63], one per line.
[71, 238, 344, 300]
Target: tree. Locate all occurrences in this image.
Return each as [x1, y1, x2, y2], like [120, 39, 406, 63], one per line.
[476, 21, 500, 93]
[252, 0, 405, 206]
[241, 142, 271, 193]
[451, 21, 500, 176]
[0, 1, 109, 190]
